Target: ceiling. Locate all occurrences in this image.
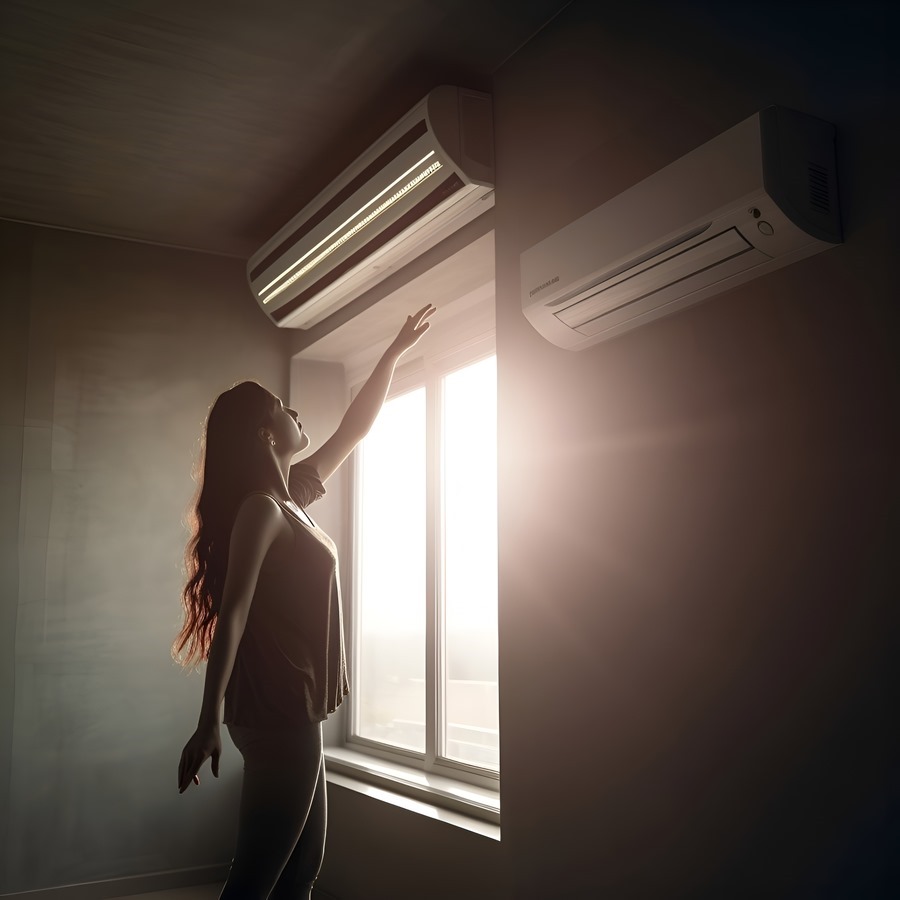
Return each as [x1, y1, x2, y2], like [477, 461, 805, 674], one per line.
[1, 0, 569, 259]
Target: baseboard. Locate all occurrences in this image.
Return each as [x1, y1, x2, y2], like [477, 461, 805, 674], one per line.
[312, 889, 340, 900]
[0, 864, 230, 899]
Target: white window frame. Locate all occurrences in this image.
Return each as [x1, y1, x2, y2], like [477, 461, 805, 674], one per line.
[326, 330, 500, 830]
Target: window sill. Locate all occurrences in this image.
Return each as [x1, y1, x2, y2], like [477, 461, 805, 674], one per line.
[323, 746, 501, 841]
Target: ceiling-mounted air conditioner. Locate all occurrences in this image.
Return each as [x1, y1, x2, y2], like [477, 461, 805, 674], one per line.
[249, 85, 494, 329]
[521, 106, 842, 349]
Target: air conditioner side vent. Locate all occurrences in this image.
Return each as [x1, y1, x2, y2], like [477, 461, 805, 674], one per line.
[807, 162, 830, 215]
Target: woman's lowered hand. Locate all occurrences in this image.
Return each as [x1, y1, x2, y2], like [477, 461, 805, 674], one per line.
[177, 721, 222, 793]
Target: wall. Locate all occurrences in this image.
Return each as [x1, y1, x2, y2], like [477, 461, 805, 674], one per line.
[319, 786, 503, 900]
[0, 224, 32, 893]
[493, 1, 895, 898]
[0, 222, 287, 894]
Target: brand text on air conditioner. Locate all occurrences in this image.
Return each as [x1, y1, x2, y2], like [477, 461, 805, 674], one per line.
[530, 275, 560, 298]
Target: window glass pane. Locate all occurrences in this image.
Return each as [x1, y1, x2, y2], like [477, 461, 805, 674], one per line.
[355, 387, 426, 753]
[441, 356, 499, 770]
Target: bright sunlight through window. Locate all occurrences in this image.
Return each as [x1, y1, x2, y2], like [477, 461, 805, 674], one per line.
[354, 353, 499, 774]
[356, 387, 427, 753]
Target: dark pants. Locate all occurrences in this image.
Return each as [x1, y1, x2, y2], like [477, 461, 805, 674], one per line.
[220, 721, 326, 900]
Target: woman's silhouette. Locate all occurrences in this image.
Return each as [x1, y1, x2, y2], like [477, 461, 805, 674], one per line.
[175, 305, 435, 899]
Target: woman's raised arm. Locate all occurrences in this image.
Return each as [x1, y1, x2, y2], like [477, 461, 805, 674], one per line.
[299, 304, 435, 484]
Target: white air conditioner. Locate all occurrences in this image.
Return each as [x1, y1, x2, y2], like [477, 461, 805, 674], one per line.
[249, 86, 494, 329]
[521, 106, 842, 349]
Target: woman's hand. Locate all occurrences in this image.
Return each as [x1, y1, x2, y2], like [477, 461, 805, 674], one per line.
[178, 722, 222, 793]
[391, 304, 436, 356]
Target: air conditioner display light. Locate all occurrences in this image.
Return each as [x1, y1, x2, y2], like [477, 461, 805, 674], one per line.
[260, 153, 444, 304]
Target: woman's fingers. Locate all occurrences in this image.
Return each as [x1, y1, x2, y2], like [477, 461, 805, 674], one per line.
[407, 304, 435, 326]
[180, 763, 200, 792]
[178, 724, 224, 792]
[178, 748, 203, 792]
[393, 305, 436, 354]
[178, 751, 188, 791]
[416, 304, 436, 324]
[179, 758, 191, 792]
[406, 305, 436, 339]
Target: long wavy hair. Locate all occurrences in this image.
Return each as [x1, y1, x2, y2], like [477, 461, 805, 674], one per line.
[172, 381, 278, 669]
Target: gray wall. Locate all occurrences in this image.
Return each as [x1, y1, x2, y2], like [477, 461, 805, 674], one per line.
[314, 1, 896, 899]
[493, 1, 895, 898]
[0, 223, 287, 893]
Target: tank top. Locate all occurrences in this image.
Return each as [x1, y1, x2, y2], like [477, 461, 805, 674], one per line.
[223, 463, 349, 727]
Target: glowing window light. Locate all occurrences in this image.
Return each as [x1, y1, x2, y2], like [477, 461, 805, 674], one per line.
[354, 355, 499, 770]
[260, 154, 443, 304]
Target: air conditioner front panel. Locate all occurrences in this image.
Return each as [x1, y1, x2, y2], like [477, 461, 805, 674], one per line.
[555, 227, 757, 328]
[270, 172, 471, 326]
[271, 179, 490, 328]
[248, 116, 430, 282]
[252, 133, 453, 311]
[570, 241, 771, 336]
[248, 86, 494, 331]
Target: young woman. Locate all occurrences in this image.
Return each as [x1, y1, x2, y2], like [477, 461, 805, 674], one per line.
[174, 304, 435, 899]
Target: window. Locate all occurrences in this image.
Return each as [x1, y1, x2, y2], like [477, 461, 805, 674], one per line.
[349, 341, 499, 791]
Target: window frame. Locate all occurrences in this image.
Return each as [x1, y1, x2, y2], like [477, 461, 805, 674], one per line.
[344, 331, 500, 796]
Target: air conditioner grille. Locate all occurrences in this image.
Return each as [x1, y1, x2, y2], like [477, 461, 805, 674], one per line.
[250, 119, 429, 281]
[272, 172, 465, 324]
[808, 163, 830, 215]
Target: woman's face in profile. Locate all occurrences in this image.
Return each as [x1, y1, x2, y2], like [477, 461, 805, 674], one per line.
[270, 395, 309, 454]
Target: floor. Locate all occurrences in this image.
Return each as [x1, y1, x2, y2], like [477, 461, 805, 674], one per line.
[109, 887, 221, 900]
[109, 885, 335, 900]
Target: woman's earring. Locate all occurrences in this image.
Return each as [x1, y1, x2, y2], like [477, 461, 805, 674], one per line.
[270, 438, 276, 447]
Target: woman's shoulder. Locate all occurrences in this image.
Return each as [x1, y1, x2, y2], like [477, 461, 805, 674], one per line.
[235, 492, 284, 526]
[229, 493, 290, 557]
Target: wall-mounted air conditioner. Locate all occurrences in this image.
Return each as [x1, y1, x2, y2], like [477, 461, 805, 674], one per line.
[249, 86, 494, 329]
[521, 106, 842, 349]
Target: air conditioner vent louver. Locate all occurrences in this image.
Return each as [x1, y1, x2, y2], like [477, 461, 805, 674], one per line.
[808, 162, 830, 214]
[248, 87, 493, 329]
[249, 120, 429, 283]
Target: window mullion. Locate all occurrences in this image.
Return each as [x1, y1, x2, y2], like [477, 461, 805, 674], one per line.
[424, 367, 439, 769]
[348, 441, 362, 744]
